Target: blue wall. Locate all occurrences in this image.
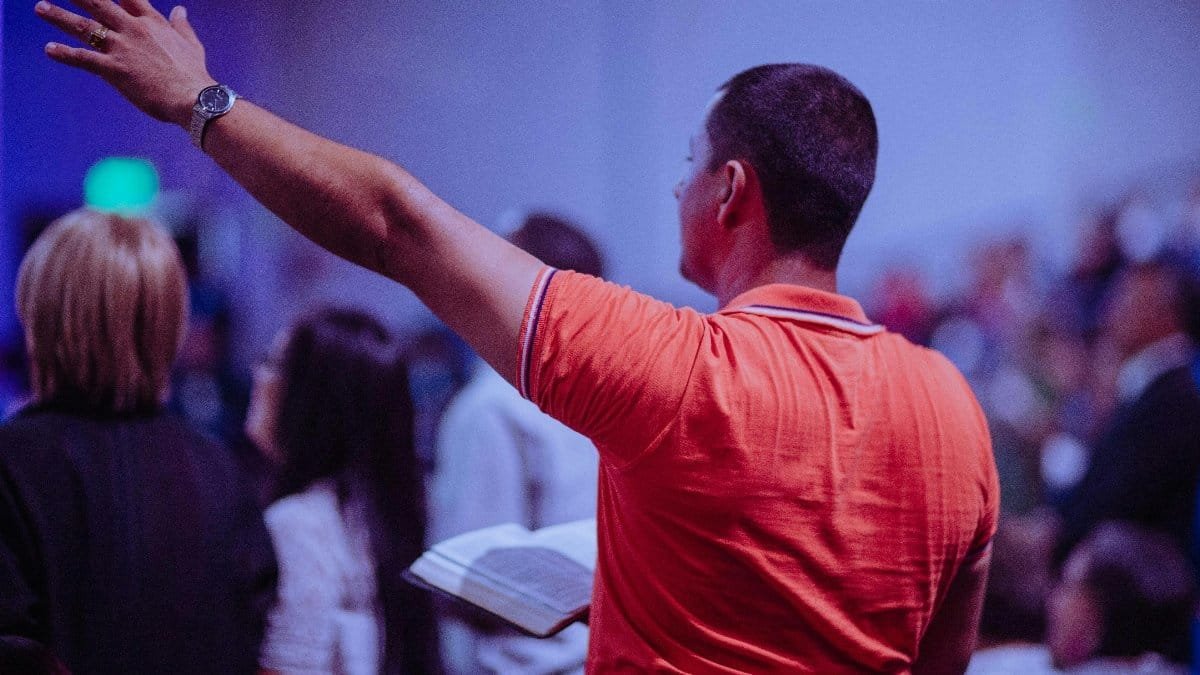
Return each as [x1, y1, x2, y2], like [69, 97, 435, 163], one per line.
[4, 1, 1200, 355]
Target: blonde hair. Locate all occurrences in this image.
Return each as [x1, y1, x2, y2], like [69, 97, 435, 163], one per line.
[16, 209, 189, 412]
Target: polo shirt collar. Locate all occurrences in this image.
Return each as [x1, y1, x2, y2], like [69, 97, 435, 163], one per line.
[720, 284, 884, 336]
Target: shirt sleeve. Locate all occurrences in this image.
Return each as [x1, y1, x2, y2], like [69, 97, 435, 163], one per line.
[258, 500, 340, 673]
[516, 268, 707, 467]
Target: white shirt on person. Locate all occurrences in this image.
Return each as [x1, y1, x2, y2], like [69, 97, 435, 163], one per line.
[1116, 332, 1194, 403]
[259, 480, 383, 675]
[430, 364, 598, 674]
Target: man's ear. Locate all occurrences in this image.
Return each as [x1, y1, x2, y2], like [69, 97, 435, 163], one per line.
[716, 159, 750, 230]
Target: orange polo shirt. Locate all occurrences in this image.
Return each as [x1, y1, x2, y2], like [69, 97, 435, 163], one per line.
[516, 269, 998, 673]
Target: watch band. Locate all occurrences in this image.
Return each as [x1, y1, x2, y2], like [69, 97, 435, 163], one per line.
[188, 109, 208, 149]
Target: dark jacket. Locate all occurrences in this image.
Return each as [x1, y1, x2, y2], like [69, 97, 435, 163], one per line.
[0, 402, 277, 674]
[1056, 366, 1200, 566]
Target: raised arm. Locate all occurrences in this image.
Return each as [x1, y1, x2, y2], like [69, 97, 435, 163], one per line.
[36, 0, 542, 380]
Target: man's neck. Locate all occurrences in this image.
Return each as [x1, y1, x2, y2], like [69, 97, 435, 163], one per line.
[714, 255, 839, 308]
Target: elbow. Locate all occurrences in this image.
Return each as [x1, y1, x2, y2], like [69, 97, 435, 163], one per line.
[359, 159, 419, 282]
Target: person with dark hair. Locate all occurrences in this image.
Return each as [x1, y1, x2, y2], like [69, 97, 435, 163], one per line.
[702, 64, 877, 271]
[0, 209, 276, 674]
[431, 212, 602, 674]
[1055, 261, 1200, 568]
[37, 6, 998, 671]
[248, 308, 437, 675]
[1047, 522, 1195, 672]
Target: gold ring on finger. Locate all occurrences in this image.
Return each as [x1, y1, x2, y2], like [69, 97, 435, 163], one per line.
[86, 25, 109, 50]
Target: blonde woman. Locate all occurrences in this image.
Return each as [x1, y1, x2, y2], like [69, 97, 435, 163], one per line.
[0, 209, 276, 674]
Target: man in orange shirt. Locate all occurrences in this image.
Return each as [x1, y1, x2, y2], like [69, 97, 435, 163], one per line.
[37, 2, 997, 671]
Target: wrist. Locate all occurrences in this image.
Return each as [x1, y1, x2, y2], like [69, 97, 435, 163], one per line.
[176, 78, 218, 128]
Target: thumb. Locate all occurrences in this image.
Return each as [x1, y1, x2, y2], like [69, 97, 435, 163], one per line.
[169, 6, 200, 44]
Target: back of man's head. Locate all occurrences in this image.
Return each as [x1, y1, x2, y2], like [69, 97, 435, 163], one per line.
[706, 64, 878, 270]
[1102, 259, 1192, 355]
[1057, 521, 1197, 665]
[507, 211, 605, 278]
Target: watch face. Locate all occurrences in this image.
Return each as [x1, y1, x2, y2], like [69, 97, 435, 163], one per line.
[199, 86, 233, 114]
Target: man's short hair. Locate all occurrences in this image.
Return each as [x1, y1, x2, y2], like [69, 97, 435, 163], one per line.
[707, 64, 878, 269]
[17, 209, 189, 412]
[507, 211, 605, 278]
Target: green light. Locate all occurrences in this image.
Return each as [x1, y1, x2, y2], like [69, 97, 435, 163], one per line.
[84, 157, 159, 214]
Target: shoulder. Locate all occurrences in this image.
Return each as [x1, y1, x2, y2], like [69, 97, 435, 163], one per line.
[538, 270, 707, 338]
[265, 482, 340, 535]
[447, 367, 524, 414]
[265, 480, 345, 554]
[886, 334, 986, 410]
[0, 408, 89, 471]
[0, 406, 73, 441]
[1142, 366, 1200, 407]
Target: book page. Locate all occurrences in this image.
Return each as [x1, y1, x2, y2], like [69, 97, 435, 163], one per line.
[431, 523, 534, 569]
[409, 519, 597, 636]
[466, 546, 592, 615]
[529, 519, 596, 569]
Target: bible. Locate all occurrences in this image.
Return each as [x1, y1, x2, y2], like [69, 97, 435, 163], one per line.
[406, 518, 596, 637]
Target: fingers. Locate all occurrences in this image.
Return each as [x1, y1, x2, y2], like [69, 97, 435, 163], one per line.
[66, 0, 129, 29]
[118, 0, 159, 18]
[168, 6, 199, 45]
[44, 41, 113, 76]
[35, 2, 110, 46]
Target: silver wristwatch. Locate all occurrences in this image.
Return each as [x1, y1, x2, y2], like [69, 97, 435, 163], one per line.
[189, 84, 237, 150]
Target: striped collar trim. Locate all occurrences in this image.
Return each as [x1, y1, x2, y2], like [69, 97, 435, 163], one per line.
[720, 283, 882, 336]
[737, 305, 884, 336]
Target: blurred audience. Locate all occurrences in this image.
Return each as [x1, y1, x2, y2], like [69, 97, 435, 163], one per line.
[248, 307, 438, 675]
[404, 326, 475, 477]
[429, 212, 603, 674]
[1053, 261, 1200, 567]
[862, 177, 1200, 670]
[0, 209, 276, 674]
[970, 521, 1195, 674]
[1047, 522, 1195, 672]
[967, 513, 1057, 673]
[0, 158, 1196, 673]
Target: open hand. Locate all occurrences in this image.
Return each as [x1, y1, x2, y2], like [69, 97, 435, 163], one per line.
[36, 0, 216, 126]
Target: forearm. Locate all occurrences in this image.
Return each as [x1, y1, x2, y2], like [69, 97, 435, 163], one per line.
[36, 0, 540, 379]
[198, 101, 538, 378]
[203, 102, 427, 281]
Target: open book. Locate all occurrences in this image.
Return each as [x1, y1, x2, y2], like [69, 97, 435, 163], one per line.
[406, 518, 596, 637]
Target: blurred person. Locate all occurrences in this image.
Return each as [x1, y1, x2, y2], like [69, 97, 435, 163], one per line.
[0, 209, 276, 674]
[1114, 191, 1169, 265]
[1063, 208, 1125, 342]
[430, 212, 603, 675]
[0, 341, 29, 417]
[966, 238, 1041, 353]
[1055, 261, 1200, 568]
[966, 512, 1058, 674]
[1178, 177, 1200, 272]
[1047, 522, 1195, 672]
[247, 308, 437, 675]
[404, 326, 474, 475]
[868, 266, 935, 345]
[38, 7, 999, 672]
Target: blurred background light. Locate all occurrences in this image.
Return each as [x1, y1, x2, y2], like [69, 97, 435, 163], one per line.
[83, 157, 159, 215]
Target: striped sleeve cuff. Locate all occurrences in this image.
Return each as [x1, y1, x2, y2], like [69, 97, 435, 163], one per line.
[515, 267, 557, 400]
